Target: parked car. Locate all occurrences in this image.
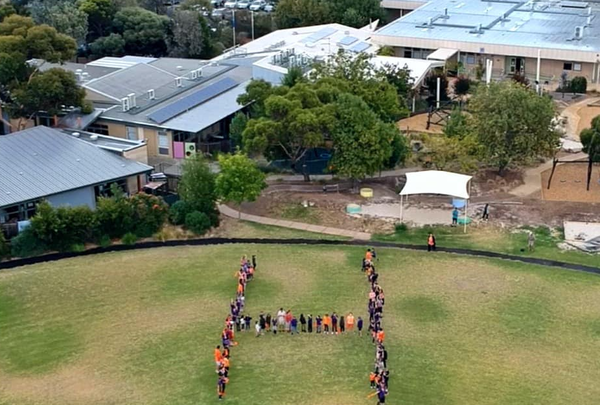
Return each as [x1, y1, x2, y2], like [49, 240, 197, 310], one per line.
[236, 0, 251, 8]
[211, 0, 225, 6]
[264, 3, 275, 12]
[212, 7, 226, 18]
[249, 0, 266, 11]
[224, 0, 238, 8]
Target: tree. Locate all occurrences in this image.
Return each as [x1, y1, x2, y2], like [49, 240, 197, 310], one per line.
[7, 68, 86, 123]
[29, 0, 88, 44]
[443, 108, 471, 138]
[386, 132, 409, 170]
[453, 75, 470, 98]
[78, 0, 117, 40]
[90, 33, 126, 57]
[330, 93, 394, 184]
[237, 79, 275, 117]
[375, 62, 413, 99]
[230, 112, 248, 149]
[580, 115, 600, 162]
[178, 154, 219, 224]
[274, 0, 330, 29]
[169, 9, 205, 58]
[0, 3, 15, 21]
[571, 76, 587, 94]
[113, 7, 169, 56]
[330, 0, 383, 28]
[215, 152, 267, 217]
[281, 66, 305, 87]
[469, 81, 558, 174]
[377, 46, 395, 57]
[423, 134, 477, 173]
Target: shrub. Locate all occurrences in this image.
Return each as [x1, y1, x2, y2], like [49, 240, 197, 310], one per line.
[571, 76, 587, 94]
[69, 243, 86, 252]
[121, 232, 138, 245]
[0, 231, 9, 261]
[169, 200, 192, 225]
[11, 228, 47, 258]
[129, 193, 169, 237]
[95, 185, 135, 239]
[185, 211, 211, 235]
[395, 222, 408, 233]
[98, 234, 112, 248]
[454, 76, 471, 96]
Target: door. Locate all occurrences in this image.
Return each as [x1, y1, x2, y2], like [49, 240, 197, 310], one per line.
[508, 57, 525, 74]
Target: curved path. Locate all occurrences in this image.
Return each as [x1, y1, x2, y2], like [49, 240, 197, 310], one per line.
[1, 237, 598, 275]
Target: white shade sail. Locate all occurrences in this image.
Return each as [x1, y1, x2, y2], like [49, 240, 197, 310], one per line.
[400, 171, 472, 199]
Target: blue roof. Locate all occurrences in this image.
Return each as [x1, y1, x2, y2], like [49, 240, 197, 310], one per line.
[338, 36, 359, 46]
[148, 77, 238, 124]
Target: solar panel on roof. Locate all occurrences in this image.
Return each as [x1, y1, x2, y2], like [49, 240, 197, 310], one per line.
[148, 77, 238, 124]
[350, 42, 371, 53]
[338, 36, 358, 46]
[300, 26, 337, 44]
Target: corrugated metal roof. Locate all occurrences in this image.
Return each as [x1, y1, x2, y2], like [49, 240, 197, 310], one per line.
[0, 126, 152, 208]
[375, 0, 600, 54]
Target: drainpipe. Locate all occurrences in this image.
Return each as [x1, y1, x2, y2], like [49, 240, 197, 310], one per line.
[536, 49, 541, 94]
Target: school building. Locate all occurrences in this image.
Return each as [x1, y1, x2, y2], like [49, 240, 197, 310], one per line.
[372, 0, 600, 90]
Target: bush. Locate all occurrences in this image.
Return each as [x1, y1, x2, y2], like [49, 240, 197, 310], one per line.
[98, 234, 112, 248]
[69, 243, 86, 252]
[454, 76, 470, 96]
[395, 222, 408, 233]
[11, 228, 47, 258]
[185, 211, 212, 235]
[0, 231, 9, 261]
[169, 200, 192, 225]
[121, 232, 138, 245]
[129, 193, 169, 237]
[95, 186, 135, 239]
[31, 202, 98, 251]
[571, 76, 587, 94]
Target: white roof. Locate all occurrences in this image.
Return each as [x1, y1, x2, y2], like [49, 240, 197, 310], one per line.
[369, 56, 444, 88]
[426, 48, 459, 61]
[400, 170, 472, 199]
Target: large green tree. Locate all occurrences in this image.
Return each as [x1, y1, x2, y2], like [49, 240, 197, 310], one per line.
[89, 32, 125, 57]
[178, 154, 219, 220]
[29, 0, 88, 44]
[274, 0, 382, 29]
[113, 7, 169, 56]
[330, 93, 398, 183]
[469, 81, 558, 174]
[78, 0, 117, 40]
[168, 9, 205, 58]
[215, 152, 267, 217]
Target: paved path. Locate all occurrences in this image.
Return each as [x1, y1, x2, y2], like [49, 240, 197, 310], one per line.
[218, 204, 372, 240]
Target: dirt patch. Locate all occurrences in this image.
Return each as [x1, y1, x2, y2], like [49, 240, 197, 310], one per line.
[575, 105, 600, 136]
[541, 164, 600, 203]
[397, 113, 444, 134]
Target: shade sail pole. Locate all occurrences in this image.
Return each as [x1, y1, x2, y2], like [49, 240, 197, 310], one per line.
[400, 194, 404, 221]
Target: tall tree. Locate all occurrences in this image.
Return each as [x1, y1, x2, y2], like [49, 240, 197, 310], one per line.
[113, 7, 169, 56]
[215, 152, 267, 217]
[169, 9, 204, 58]
[274, 0, 330, 29]
[78, 0, 117, 40]
[470, 81, 558, 174]
[178, 154, 219, 219]
[330, 93, 395, 183]
[580, 115, 600, 162]
[29, 0, 88, 44]
[329, 0, 383, 28]
[89, 33, 126, 57]
[229, 112, 248, 149]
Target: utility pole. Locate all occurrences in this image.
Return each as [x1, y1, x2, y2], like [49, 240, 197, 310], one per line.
[251, 10, 255, 41]
[232, 9, 236, 47]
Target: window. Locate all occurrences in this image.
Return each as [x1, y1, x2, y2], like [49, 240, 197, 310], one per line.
[403, 49, 412, 58]
[158, 130, 169, 155]
[126, 126, 137, 141]
[574, 63, 582, 71]
[88, 123, 109, 136]
[563, 62, 573, 71]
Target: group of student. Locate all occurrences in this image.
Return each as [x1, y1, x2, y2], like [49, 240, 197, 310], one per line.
[215, 254, 257, 401]
[252, 309, 364, 336]
[363, 249, 389, 405]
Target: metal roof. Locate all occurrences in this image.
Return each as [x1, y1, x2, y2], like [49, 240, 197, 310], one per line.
[0, 126, 152, 208]
[375, 0, 600, 55]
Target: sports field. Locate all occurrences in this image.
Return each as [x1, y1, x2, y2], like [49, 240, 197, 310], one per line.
[1, 245, 600, 405]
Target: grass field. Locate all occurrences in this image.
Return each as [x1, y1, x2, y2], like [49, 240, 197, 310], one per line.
[1, 245, 600, 405]
[374, 225, 600, 268]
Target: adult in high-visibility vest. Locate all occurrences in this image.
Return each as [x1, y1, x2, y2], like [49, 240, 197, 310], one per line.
[214, 345, 223, 371]
[346, 313, 355, 331]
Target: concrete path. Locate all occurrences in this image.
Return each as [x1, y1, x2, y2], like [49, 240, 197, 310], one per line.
[510, 152, 587, 197]
[218, 204, 372, 240]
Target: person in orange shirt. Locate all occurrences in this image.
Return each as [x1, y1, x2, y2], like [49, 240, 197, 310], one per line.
[369, 371, 377, 389]
[214, 345, 223, 372]
[346, 312, 355, 331]
[365, 249, 373, 261]
[237, 282, 244, 295]
[323, 314, 330, 334]
[376, 329, 385, 344]
[222, 356, 230, 375]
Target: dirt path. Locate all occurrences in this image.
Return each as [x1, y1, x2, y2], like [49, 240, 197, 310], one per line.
[561, 97, 600, 140]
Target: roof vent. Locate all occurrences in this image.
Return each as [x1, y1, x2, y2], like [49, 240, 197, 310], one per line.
[127, 93, 137, 109]
[442, 8, 449, 19]
[191, 70, 198, 80]
[587, 16, 592, 26]
[121, 97, 130, 112]
[71, 132, 80, 137]
[428, 17, 433, 26]
[177, 65, 183, 70]
[176, 77, 183, 87]
[148, 89, 155, 99]
[575, 26, 584, 39]
[90, 134, 98, 141]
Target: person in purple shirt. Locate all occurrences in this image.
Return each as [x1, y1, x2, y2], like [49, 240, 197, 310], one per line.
[316, 315, 322, 333]
[331, 312, 338, 334]
[290, 316, 298, 335]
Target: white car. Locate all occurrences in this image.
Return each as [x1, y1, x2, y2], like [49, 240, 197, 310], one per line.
[249, 0, 266, 11]
[237, 0, 251, 8]
[224, 0, 237, 8]
[264, 3, 274, 12]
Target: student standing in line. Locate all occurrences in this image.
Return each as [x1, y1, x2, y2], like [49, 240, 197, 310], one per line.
[427, 233, 436, 252]
[323, 314, 330, 334]
[331, 312, 338, 334]
[357, 316, 364, 336]
[452, 208, 459, 226]
[316, 315, 322, 333]
[265, 313, 271, 332]
[217, 375, 228, 400]
[290, 316, 298, 335]
[299, 313, 307, 333]
[214, 345, 223, 372]
[307, 314, 313, 333]
[255, 321, 262, 337]
[339, 314, 345, 333]
[346, 312, 354, 332]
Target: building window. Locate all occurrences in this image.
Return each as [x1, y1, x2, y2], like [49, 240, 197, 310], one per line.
[467, 55, 475, 64]
[158, 130, 169, 155]
[88, 123, 109, 136]
[126, 126, 137, 141]
[403, 49, 412, 58]
[574, 63, 582, 71]
[563, 62, 573, 71]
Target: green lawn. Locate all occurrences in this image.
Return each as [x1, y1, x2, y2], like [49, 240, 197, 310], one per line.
[1, 245, 600, 405]
[373, 225, 600, 268]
